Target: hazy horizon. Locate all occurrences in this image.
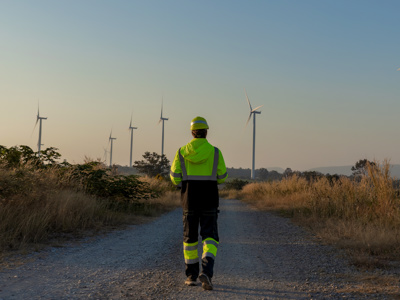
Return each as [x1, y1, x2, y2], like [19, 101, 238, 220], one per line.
[2, 1, 400, 171]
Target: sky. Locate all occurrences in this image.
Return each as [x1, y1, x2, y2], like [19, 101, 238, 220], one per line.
[1, 0, 400, 171]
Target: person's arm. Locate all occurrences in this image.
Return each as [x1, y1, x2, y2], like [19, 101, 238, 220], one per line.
[170, 149, 183, 186]
[216, 149, 228, 184]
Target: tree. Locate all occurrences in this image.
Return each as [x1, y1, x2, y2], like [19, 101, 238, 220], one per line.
[351, 159, 376, 176]
[283, 168, 293, 178]
[0, 145, 62, 168]
[133, 152, 170, 177]
[0, 145, 39, 168]
[301, 171, 323, 182]
[256, 168, 269, 181]
[267, 170, 283, 181]
[39, 147, 62, 165]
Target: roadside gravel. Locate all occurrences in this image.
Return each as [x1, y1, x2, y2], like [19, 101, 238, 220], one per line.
[0, 199, 399, 299]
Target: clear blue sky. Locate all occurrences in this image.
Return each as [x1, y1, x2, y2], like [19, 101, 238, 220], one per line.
[1, 1, 400, 171]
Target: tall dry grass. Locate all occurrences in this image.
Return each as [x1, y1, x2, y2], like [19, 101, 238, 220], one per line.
[225, 160, 400, 265]
[0, 164, 180, 256]
[0, 163, 116, 252]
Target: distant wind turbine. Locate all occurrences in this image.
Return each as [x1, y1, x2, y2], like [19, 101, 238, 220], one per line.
[129, 114, 138, 167]
[34, 104, 47, 157]
[158, 97, 168, 156]
[244, 88, 263, 180]
[102, 147, 109, 163]
[108, 131, 116, 167]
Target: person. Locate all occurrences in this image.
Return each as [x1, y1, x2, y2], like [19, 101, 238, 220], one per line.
[170, 116, 228, 290]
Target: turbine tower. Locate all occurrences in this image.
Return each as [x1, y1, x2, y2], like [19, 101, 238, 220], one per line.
[129, 114, 138, 167]
[158, 97, 168, 156]
[244, 88, 263, 180]
[109, 131, 116, 168]
[35, 105, 47, 157]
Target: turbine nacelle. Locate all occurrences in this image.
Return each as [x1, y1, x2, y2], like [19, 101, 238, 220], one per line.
[34, 103, 48, 156]
[34, 105, 47, 129]
[129, 113, 138, 130]
[158, 97, 168, 156]
[243, 88, 263, 180]
[244, 88, 263, 127]
[108, 130, 116, 167]
[158, 97, 169, 124]
[109, 131, 116, 141]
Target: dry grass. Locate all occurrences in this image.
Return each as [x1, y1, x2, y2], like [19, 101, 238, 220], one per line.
[0, 164, 118, 252]
[0, 164, 180, 257]
[223, 160, 400, 267]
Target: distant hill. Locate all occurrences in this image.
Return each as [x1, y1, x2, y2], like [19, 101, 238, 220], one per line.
[116, 164, 400, 180]
[388, 165, 400, 179]
[308, 166, 353, 176]
[308, 164, 400, 178]
[267, 167, 285, 173]
[226, 167, 283, 181]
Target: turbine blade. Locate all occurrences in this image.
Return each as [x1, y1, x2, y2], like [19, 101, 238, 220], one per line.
[31, 107, 40, 137]
[252, 105, 264, 112]
[160, 97, 163, 119]
[245, 112, 252, 127]
[158, 118, 162, 125]
[31, 120, 39, 137]
[244, 88, 252, 111]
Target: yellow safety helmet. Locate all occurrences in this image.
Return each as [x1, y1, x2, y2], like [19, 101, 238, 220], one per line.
[190, 116, 209, 130]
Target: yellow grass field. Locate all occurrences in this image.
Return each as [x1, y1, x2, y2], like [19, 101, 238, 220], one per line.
[220, 160, 400, 267]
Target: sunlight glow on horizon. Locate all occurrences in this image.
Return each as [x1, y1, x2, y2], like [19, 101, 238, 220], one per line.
[1, 1, 400, 171]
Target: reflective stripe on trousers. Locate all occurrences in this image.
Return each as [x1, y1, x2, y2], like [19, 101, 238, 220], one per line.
[183, 241, 199, 264]
[202, 238, 219, 260]
[183, 238, 219, 264]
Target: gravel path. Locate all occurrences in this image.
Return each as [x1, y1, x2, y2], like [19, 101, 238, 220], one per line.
[0, 199, 399, 299]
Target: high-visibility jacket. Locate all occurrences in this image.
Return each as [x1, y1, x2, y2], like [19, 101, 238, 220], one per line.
[170, 138, 228, 211]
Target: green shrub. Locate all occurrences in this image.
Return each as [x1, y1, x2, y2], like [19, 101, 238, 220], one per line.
[224, 178, 249, 191]
[72, 161, 158, 205]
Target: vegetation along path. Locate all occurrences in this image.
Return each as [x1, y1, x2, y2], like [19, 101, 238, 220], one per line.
[0, 199, 399, 299]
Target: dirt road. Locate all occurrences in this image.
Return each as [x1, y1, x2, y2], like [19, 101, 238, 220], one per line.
[0, 199, 398, 299]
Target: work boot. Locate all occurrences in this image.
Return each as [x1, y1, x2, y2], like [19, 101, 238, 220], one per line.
[199, 273, 213, 290]
[184, 277, 197, 286]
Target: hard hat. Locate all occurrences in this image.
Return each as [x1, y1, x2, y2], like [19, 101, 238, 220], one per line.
[190, 116, 209, 130]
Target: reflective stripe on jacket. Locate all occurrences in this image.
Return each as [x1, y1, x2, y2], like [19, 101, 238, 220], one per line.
[170, 138, 228, 211]
[170, 138, 228, 186]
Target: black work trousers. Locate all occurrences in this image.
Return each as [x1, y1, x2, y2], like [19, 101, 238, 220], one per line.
[183, 210, 219, 279]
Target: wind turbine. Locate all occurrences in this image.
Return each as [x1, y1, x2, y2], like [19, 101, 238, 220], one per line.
[108, 131, 116, 167]
[244, 88, 263, 180]
[34, 104, 47, 157]
[102, 147, 109, 163]
[128, 114, 138, 167]
[158, 97, 168, 156]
